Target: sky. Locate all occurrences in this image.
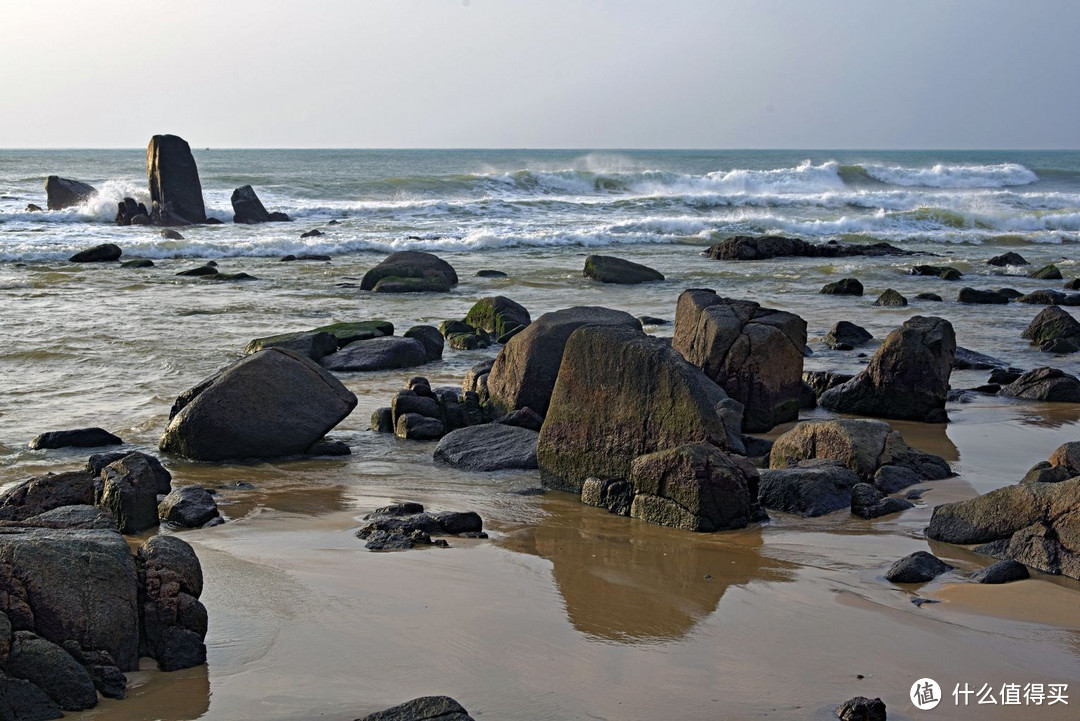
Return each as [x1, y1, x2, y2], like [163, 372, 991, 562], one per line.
[1, 0, 1078, 149]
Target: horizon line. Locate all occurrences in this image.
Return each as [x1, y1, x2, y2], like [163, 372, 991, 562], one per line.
[2, 146, 1079, 153]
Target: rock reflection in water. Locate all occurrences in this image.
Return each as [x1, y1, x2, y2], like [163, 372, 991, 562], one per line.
[500, 494, 795, 643]
[73, 661, 209, 721]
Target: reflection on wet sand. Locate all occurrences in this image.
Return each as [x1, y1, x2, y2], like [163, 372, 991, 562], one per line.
[74, 662, 209, 721]
[500, 494, 796, 642]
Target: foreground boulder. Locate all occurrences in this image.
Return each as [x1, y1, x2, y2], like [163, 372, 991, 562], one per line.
[0, 470, 95, 523]
[486, 306, 640, 417]
[95, 454, 166, 534]
[356, 696, 475, 721]
[537, 324, 744, 493]
[999, 367, 1080, 402]
[158, 486, 221, 528]
[433, 424, 538, 471]
[231, 185, 290, 224]
[819, 316, 955, 423]
[68, 244, 122, 263]
[160, 348, 357, 460]
[6, 631, 98, 711]
[672, 290, 806, 432]
[583, 255, 664, 284]
[28, 427, 121, 450]
[1022, 442, 1080, 483]
[769, 419, 952, 481]
[147, 134, 206, 225]
[706, 235, 910, 260]
[360, 251, 457, 293]
[45, 176, 96, 210]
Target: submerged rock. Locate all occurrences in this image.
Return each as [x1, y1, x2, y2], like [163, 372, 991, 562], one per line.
[672, 290, 806, 432]
[28, 427, 122, 450]
[957, 287, 1009, 304]
[68, 244, 122, 263]
[147, 134, 206, 225]
[954, 347, 1006, 370]
[583, 254, 664, 284]
[872, 288, 908, 307]
[820, 278, 863, 296]
[160, 348, 357, 461]
[987, 251, 1029, 267]
[158, 486, 220, 528]
[819, 316, 955, 423]
[45, 176, 96, 210]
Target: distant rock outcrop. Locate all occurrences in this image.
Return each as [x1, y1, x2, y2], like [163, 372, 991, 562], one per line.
[146, 134, 206, 225]
[230, 185, 291, 224]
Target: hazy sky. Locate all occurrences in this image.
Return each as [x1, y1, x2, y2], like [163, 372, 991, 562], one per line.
[2, 0, 1077, 149]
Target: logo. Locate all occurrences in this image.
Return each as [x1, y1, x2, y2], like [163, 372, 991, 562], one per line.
[912, 678, 942, 710]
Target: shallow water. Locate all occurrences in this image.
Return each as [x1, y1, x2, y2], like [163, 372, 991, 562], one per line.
[2, 149, 1080, 720]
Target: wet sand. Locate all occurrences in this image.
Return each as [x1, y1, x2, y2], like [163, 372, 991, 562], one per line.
[55, 401, 1080, 721]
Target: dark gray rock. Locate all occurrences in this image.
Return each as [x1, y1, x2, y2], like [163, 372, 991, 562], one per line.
[360, 251, 458, 293]
[583, 255, 664, 284]
[137, 535, 207, 671]
[403, 326, 444, 361]
[434, 425, 538, 471]
[161, 348, 357, 461]
[885, 551, 952, 583]
[912, 264, 962, 280]
[915, 292, 943, 301]
[825, 321, 872, 349]
[476, 269, 507, 278]
[68, 244, 121, 263]
[28, 428, 121, 450]
[706, 235, 910, 260]
[147, 134, 206, 225]
[999, 367, 1080, 402]
[987, 251, 1028, 267]
[1021, 305, 1080, 347]
[306, 438, 350, 456]
[970, 559, 1029, 584]
[954, 347, 1006, 370]
[5, 632, 97, 711]
[370, 408, 394, 433]
[0, 472, 95, 522]
[20, 505, 116, 531]
[580, 477, 633, 516]
[958, 287, 1009, 304]
[850, 483, 914, 519]
[820, 278, 863, 296]
[394, 414, 444, 441]
[873, 288, 907, 307]
[321, 337, 428, 373]
[95, 454, 166, 534]
[355, 695, 475, 721]
[0, 669, 63, 720]
[873, 465, 921, 494]
[836, 696, 886, 721]
[495, 407, 543, 432]
[243, 331, 338, 363]
[158, 486, 220, 528]
[1030, 263, 1063, 280]
[758, 462, 861, 517]
[45, 176, 95, 211]
[802, 370, 852, 398]
[231, 185, 289, 224]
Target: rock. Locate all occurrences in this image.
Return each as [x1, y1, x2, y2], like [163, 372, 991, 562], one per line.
[391, 391, 441, 426]
[430, 511, 483, 535]
[5, 632, 97, 711]
[147, 134, 206, 225]
[160, 229, 184, 240]
[1021, 306, 1080, 347]
[583, 255, 664, 284]
[121, 259, 154, 268]
[370, 408, 394, 433]
[988, 368, 1024, 385]
[999, 367, 1080, 402]
[802, 370, 852, 398]
[105, 452, 171, 495]
[873, 465, 921, 493]
[212, 272, 257, 282]
[158, 486, 220, 528]
[176, 265, 218, 277]
[706, 235, 910, 260]
[25, 203, 43, 212]
[68, 244, 122, 263]
[136, 536, 207, 671]
[769, 419, 951, 480]
[1019, 289, 1074, 305]
[0, 669, 63, 720]
[231, 185, 290, 224]
[1041, 338, 1080, 354]
[580, 477, 633, 516]
[997, 287, 1025, 300]
[957, 287, 1009, 304]
[819, 316, 955, 423]
[321, 337, 428, 373]
[836, 696, 886, 721]
[758, 461, 860, 516]
[537, 324, 743, 493]
[629, 443, 759, 531]
[1030, 263, 1062, 280]
[987, 251, 1029, 267]
[355, 695, 475, 721]
[95, 455, 164, 534]
[850, 482, 913, 519]
[0, 472, 95, 522]
[495, 407, 544, 432]
[19, 506, 116, 531]
[306, 438, 350, 456]
[360, 251, 457, 293]
[915, 292, 943, 301]
[403, 326, 444, 361]
[394, 414, 444, 441]
[885, 551, 953, 583]
[486, 306, 640, 417]
[970, 559, 1029, 584]
[476, 269, 507, 278]
[300, 229, 323, 238]
[672, 290, 806, 432]
[464, 296, 531, 338]
[44, 176, 95, 211]
[160, 348, 358, 461]
[825, 321, 872, 349]
[872, 288, 907, 307]
[954, 347, 1006, 370]
[244, 330, 338, 362]
[434, 425, 539, 470]
[911, 264, 962, 280]
[0, 528, 140, 671]
[820, 278, 864, 296]
[637, 315, 669, 326]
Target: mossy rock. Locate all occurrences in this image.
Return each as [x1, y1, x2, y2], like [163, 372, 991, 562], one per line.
[873, 288, 908, 307]
[1031, 264, 1063, 280]
[464, 296, 531, 338]
[820, 278, 863, 295]
[361, 251, 457, 291]
[583, 254, 664, 284]
[314, 321, 394, 345]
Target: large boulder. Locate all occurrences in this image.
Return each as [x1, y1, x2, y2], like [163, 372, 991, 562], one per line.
[927, 478, 1080, 546]
[146, 134, 206, 225]
[0, 670, 62, 720]
[999, 367, 1080, 402]
[136, 536, 207, 671]
[537, 324, 742, 493]
[672, 290, 806, 432]
[356, 696, 475, 721]
[231, 185, 290, 224]
[463, 297, 531, 339]
[1021, 306, 1080, 347]
[160, 348, 357, 461]
[44, 176, 96, 211]
[769, 419, 951, 481]
[320, 337, 429, 372]
[628, 443, 759, 531]
[5, 632, 97, 711]
[360, 251, 457, 293]
[403, 325, 444, 361]
[0, 528, 140, 671]
[486, 306, 640, 417]
[0, 472, 95, 522]
[583, 255, 664, 284]
[433, 424, 538, 471]
[706, 235, 909, 260]
[819, 316, 955, 423]
[245, 320, 394, 359]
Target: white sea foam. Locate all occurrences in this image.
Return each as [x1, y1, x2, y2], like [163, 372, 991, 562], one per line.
[862, 162, 1038, 188]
